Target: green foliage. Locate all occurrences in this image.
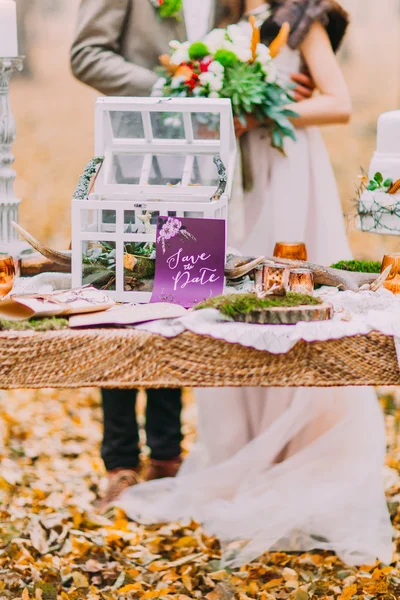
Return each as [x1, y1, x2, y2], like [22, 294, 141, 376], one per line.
[331, 260, 381, 273]
[158, 0, 182, 19]
[219, 61, 297, 152]
[189, 42, 210, 60]
[0, 317, 69, 331]
[213, 49, 238, 68]
[367, 172, 392, 192]
[195, 292, 321, 318]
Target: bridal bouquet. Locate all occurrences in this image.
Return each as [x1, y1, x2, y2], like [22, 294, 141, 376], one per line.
[155, 19, 297, 152]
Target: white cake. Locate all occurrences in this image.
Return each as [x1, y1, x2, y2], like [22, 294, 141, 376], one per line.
[358, 110, 400, 235]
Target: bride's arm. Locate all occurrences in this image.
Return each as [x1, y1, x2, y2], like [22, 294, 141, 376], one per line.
[289, 21, 352, 127]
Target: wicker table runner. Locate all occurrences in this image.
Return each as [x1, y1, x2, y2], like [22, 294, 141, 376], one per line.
[0, 328, 398, 389]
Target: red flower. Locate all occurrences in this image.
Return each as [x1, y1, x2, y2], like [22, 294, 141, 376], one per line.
[200, 57, 213, 73]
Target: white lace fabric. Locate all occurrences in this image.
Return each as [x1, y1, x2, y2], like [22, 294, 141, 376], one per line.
[137, 287, 400, 364]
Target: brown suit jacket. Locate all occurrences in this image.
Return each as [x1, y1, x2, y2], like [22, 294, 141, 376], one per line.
[70, 0, 245, 96]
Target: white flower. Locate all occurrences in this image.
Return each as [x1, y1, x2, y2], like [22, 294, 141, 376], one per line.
[256, 43, 271, 65]
[170, 75, 186, 89]
[226, 23, 252, 46]
[199, 72, 215, 86]
[223, 40, 252, 63]
[208, 61, 224, 76]
[209, 76, 223, 91]
[208, 91, 220, 98]
[199, 71, 223, 91]
[151, 76, 166, 97]
[169, 40, 182, 50]
[170, 41, 190, 65]
[203, 28, 226, 53]
[265, 62, 278, 83]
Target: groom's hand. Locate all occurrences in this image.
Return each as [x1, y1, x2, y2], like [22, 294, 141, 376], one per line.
[291, 72, 315, 102]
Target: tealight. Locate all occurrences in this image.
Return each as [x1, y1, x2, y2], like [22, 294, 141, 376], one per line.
[289, 268, 314, 295]
[264, 264, 289, 296]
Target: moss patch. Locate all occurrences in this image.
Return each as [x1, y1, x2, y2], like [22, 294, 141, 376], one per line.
[196, 293, 321, 319]
[0, 317, 69, 332]
[331, 260, 381, 273]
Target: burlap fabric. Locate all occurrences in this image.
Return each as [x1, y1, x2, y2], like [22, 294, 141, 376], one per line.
[0, 329, 398, 389]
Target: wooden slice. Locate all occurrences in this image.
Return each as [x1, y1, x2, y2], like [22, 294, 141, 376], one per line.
[233, 302, 334, 325]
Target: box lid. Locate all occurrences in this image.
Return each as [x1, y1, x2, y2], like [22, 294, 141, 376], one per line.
[93, 97, 236, 200]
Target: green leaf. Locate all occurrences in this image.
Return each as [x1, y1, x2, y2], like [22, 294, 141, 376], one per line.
[384, 178, 393, 188]
[367, 181, 378, 191]
[374, 172, 383, 184]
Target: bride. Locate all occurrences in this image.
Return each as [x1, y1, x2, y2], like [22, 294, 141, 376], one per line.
[118, 0, 393, 567]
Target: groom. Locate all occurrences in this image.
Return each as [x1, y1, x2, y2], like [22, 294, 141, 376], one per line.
[70, 0, 314, 508]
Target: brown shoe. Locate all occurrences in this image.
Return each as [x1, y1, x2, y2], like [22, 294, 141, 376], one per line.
[142, 457, 182, 481]
[95, 468, 141, 513]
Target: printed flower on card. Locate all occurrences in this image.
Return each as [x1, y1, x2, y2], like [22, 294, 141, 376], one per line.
[157, 218, 196, 254]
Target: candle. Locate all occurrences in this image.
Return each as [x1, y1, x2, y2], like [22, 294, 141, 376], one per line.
[254, 264, 264, 295]
[0, 1, 18, 57]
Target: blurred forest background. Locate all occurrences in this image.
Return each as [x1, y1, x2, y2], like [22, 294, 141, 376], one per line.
[10, 0, 400, 258]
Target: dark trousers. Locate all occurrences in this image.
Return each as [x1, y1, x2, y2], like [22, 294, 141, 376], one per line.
[101, 388, 182, 472]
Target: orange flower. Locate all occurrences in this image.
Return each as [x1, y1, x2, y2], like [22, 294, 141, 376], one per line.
[269, 22, 291, 58]
[175, 65, 194, 81]
[249, 15, 261, 62]
[159, 54, 178, 75]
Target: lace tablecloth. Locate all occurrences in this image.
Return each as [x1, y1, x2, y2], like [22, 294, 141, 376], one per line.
[136, 287, 400, 365]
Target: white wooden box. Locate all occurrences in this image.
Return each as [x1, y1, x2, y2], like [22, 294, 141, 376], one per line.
[72, 97, 236, 302]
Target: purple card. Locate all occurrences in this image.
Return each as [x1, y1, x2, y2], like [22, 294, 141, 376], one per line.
[150, 216, 226, 308]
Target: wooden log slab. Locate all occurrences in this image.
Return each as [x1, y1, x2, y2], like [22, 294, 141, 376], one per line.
[233, 302, 334, 324]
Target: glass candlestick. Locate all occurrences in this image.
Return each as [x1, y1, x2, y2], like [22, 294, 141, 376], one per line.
[289, 269, 314, 295]
[0, 255, 15, 297]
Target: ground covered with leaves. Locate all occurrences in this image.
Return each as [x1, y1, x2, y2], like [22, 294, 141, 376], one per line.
[1, 389, 400, 600]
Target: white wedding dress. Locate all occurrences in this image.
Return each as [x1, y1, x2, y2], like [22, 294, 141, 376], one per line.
[119, 46, 393, 567]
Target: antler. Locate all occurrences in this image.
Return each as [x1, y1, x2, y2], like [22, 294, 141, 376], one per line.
[12, 222, 72, 268]
[225, 255, 384, 292]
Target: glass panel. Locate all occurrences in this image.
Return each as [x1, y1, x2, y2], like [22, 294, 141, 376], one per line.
[81, 210, 116, 233]
[149, 155, 185, 185]
[191, 112, 220, 140]
[110, 111, 144, 139]
[124, 242, 155, 292]
[124, 210, 158, 234]
[184, 211, 203, 219]
[150, 112, 185, 139]
[111, 154, 144, 184]
[190, 155, 219, 186]
[124, 210, 136, 233]
[82, 241, 116, 291]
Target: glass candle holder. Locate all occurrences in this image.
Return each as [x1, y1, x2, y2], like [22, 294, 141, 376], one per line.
[288, 268, 314, 295]
[0, 255, 15, 297]
[254, 264, 264, 295]
[273, 242, 308, 261]
[381, 253, 400, 294]
[263, 264, 289, 296]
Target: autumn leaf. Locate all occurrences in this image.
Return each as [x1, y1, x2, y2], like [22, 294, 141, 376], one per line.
[263, 578, 284, 590]
[339, 583, 357, 600]
[142, 589, 171, 599]
[118, 583, 142, 594]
